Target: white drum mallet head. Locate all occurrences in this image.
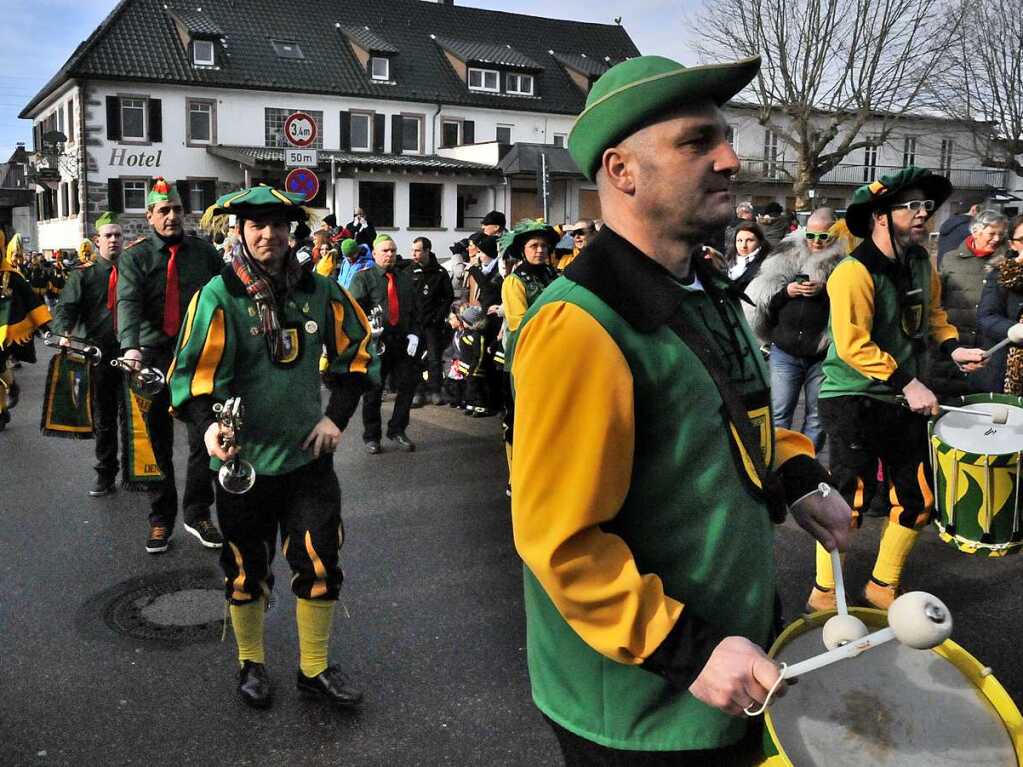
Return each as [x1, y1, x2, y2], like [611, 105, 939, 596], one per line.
[822, 548, 869, 650]
[887, 591, 953, 649]
[983, 323, 1023, 358]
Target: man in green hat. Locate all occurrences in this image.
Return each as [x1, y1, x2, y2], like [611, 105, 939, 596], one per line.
[116, 177, 224, 553]
[510, 54, 852, 761]
[52, 211, 125, 496]
[169, 185, 379, 710]
[812, 167, 986, 612]
[348, 233, 420, 453]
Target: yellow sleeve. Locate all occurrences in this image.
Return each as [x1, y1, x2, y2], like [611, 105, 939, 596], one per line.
[827, 258, 901, 382]
[502, 275, 529, 333]
[511, 301, 683, 665]
[928, 267, 958, 345]
[315, 252, 335, 277]
[774, 427, 815, 467]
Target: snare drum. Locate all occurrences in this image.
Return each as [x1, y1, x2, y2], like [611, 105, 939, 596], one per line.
[756, 609, 1022, 766]
[929, 394, 1023, 556]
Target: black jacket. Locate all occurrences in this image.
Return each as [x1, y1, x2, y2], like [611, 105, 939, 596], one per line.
[410, 254, 455, 327]
[766, 290, 830, 359]
[345, 218, 377, 248]
[467, 263, 503, 311]
[975, 261, 1023, 393]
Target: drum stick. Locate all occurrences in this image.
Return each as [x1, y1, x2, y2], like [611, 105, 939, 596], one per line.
[983, 323, 1023, 358]
[830, 550, 848, 617]
[938, 404, 1009, 424]
[782, 628, 896, 679]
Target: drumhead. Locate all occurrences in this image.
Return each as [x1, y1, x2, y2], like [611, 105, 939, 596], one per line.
[933, 403, 1023, 455]
[768, 625, 1018, 767]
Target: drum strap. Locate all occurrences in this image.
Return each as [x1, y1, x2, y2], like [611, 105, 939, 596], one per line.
[664, 310, 787, 523]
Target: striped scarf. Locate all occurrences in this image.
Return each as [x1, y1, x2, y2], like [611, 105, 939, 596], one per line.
[230, 243, 302, 362]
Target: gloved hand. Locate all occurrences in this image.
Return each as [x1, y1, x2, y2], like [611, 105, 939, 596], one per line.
[406, 334, 419, 357]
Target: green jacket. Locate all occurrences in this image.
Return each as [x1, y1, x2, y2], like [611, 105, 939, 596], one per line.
[117, 232, 222, 350]
[52, 258, 117, 350]
[168, 267, 380, 475]
[510, 228, 825, 752]
[347, 264, 420, 337]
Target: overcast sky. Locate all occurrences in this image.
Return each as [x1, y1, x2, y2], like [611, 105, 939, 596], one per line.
[0, 0, 700, 161]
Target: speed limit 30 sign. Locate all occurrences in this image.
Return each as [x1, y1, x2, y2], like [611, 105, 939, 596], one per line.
[283, 111, 317, 148]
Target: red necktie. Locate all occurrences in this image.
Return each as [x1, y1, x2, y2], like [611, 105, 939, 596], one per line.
[107, 264, 118, 331]
[386, 271, 399, 327]
[163, 244, 181, 337]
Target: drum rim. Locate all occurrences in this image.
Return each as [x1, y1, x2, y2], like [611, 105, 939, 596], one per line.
[934, 519, 1023, 555]
[761, 607, 1023, 766]
[931, 393, 1023, 457]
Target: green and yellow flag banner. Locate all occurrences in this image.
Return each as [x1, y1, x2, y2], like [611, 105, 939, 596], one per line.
[39, 352, 94, 439]
[119, 381, 163, 490]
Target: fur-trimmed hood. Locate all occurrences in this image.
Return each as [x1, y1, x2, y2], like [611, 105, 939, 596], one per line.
[743, 230, 847, 346]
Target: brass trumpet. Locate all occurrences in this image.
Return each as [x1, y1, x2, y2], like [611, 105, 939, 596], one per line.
[213, 397, 256, 495]
[368, 305, 386, 354]
[111, 357, 166, 398]
[43, 332, 103, 364]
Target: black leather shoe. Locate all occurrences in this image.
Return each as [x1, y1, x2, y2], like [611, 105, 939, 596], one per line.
[389, 432, 416, 452]
[296, 666, 363, 708]
[365, 440, 381, 455]
[238, 661, 272, 709]
[410, 394, 425, 408]
[89, 477, 116, 497]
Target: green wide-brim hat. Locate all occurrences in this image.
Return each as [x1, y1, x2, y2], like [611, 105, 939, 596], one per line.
[211, 185, 309, 222]
[845, 166, 953, 237]
[568, 54, 761, 181]
[498, 219, 560, 260]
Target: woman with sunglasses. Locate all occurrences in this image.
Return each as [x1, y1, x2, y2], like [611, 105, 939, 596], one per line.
[932, 208, 1009, 395]
[976, 214, 1023, 393]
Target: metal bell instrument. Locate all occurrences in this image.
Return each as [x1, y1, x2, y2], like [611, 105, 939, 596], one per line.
[213, 397, 256, 495]
[43, 332, 103, 364]
[369, 304, 386, 354]
[111, 357, 166, 398]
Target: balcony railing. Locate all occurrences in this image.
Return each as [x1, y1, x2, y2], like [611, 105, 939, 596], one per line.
[736, 158, 1007, 190]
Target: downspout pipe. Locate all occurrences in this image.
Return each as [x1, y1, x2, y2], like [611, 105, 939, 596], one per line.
[430, 101, 442, 154]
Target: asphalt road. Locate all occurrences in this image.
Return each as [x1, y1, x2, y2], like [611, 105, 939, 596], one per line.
[1, 346, 1021, 767]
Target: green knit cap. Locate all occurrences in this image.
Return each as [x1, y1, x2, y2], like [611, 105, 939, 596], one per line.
[373, 233, 395, 247]
[341, 238, 359, 257]
[95, 211, 119, 229]
[498, 219, 560, 260]
[146, 177, 181, 208]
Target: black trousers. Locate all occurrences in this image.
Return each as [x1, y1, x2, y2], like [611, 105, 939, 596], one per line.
[362, 332, 416, 441]
[217, 454, 343, 605]
[819, 396, 933, 529]
[141, 346, 215, 528]
[92, 346, 123, 481]
[416, 324, 447, 395]
[545, 715, 763, 767]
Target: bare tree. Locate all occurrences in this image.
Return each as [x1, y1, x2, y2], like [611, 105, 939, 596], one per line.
[690, 0, 960, 208]
[932, 0, 1023, 180]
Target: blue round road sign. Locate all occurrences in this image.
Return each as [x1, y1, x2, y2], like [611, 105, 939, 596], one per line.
[285, 167, 320, 202]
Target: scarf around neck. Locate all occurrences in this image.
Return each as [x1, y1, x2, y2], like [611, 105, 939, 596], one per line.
[231, 243, 303, 362]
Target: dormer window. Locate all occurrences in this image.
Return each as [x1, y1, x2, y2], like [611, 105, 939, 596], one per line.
[506, 73, 534, 96]
[370, 56, 390, 81]
[193, 40, 215, 66]
[468, 68, 500, 93]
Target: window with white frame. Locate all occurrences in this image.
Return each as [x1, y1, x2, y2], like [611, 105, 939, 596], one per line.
[726, 125, 735, 148]
[193, 40, 215, 66]
[66, 99, 74, 143]
[762, 129, 781, 179]
[902, 136, 917, 168]
[553, 133, 566, 148]
[468, 67, 500, 93]
[370, 57, 389, 81]
[506, 73, 534, 96]
[863, 134, 880, 182]
[940, 139, 954, 173]
[401, 115, 423, 154]
[56, 106, 65, 137]
[350, 112, 372, 151]
[123, 179, 147, 212]
[121, 98, 147, 141]
[496, 125, 512, 144]
[188, 181, 205, 213]
[187, 100, 215, 144]
[441, 119, 461, 148]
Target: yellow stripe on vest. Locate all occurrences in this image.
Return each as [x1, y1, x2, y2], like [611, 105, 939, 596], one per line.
[191, 308, 225, 397]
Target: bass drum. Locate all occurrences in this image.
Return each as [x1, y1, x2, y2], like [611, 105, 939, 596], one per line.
[756, 608, 1022, 766]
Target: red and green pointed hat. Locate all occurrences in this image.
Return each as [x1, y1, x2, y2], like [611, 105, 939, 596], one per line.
[146, 177, 181, 208]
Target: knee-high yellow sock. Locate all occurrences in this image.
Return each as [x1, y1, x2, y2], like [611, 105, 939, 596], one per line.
[872, 522, 920, 586]
[230, 600, 265, 665]
[815, 542, 836, 590]
[296, 598, 335, 678]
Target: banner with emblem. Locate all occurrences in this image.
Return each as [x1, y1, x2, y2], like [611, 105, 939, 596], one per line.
[119, 380, 163, 490]
[39, 351, 94, 438]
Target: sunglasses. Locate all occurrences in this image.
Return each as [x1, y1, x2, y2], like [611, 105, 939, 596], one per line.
[889, 199, 935, 213]
[805, 231, 832, 241]
[571, 228, 593, 236]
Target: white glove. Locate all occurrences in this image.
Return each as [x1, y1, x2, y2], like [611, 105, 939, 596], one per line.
[406, 334, 419, 357]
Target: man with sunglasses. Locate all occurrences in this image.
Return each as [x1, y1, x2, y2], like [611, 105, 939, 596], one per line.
[809, 167, 987, 613]
[746, 208, 845, 453]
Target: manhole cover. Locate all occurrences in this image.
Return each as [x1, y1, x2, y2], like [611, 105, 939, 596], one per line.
[80, 568, 226, 646]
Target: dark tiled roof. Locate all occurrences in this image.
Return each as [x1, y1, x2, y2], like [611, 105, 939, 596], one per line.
[551, 51, 609, 78]
[498, 143, 582, 177]
[433, 37, 540, 70]
[21, 0, 639, 117]
[339, 25, 398, 55]
[168, 8, 224, 37]
[207, 145, 499, 174]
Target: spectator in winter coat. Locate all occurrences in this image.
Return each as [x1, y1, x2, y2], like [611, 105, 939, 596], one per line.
[937, 199, 983, 268]
[409, 237, 455, 405]
[344, 208, 377, 247]
[746, 209, 845, 451]
[337, 239, 374, 290]
[757, 202, 790, 246]
[724, 221, 771, 290]
[974, 214, 1023, 393]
